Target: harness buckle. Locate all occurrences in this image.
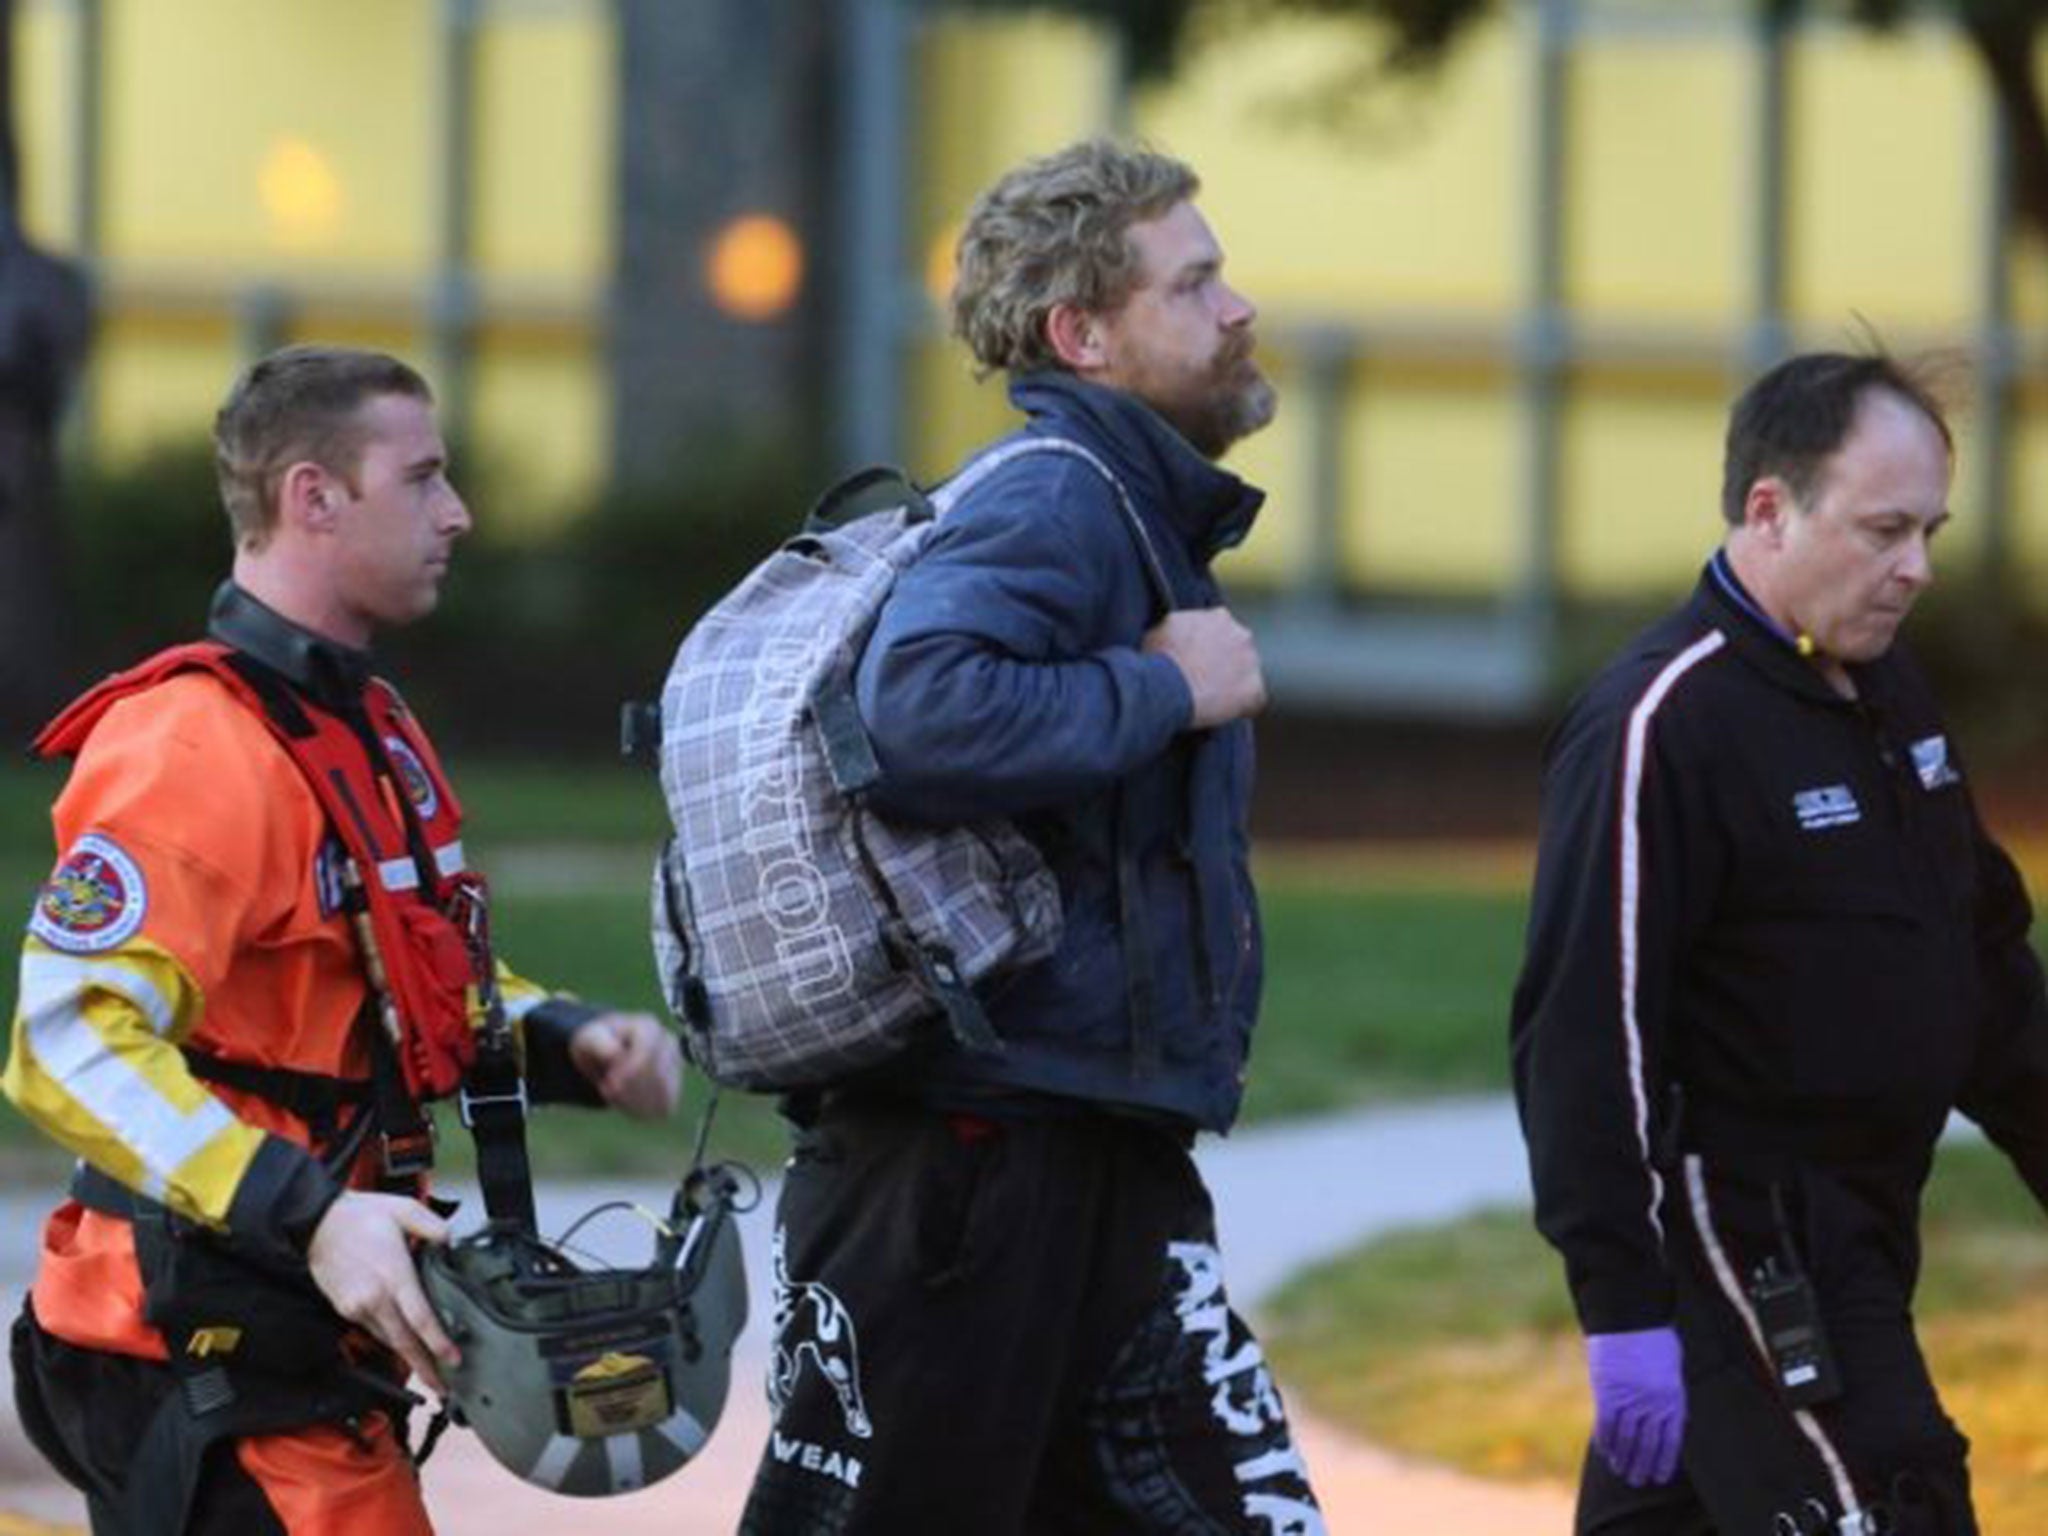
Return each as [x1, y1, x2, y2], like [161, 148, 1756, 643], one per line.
[459, 1080, 529, 1130]
[177, 1363, 236, 1418]
[379, 1125, 437, 1178]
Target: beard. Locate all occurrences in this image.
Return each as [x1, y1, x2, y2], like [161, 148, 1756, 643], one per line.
[1154, 341, 1279, 462]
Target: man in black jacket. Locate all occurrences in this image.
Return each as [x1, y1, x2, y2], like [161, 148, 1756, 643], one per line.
[1512, 351, 2048, 1535]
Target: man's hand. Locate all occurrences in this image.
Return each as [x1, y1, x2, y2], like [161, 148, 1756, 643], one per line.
[1586, 1326, 1687, 1487]
[307, 1191, 459, 1393]
[1143, 607, 1267, 730]
[569, 1011, 682, 1120]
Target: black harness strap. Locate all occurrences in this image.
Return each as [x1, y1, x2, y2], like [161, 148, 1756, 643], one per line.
[182, 1049, 373, 1150]
[219, 650, 316, 739]
[363, 1014, 436, 1186]
[351, 706, 537, 1229]
[121, 1355, 410, 1536]
[460, 1034, 536, 1231]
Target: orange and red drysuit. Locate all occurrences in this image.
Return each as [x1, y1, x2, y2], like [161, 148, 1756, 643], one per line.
[4, 583, 603, 1535]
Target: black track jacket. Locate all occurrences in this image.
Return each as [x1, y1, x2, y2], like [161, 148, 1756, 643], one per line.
[1511, 559, 2048, 1335]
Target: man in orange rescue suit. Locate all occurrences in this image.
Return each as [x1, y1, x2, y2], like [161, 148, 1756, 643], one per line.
[3, 344, 682, 1536]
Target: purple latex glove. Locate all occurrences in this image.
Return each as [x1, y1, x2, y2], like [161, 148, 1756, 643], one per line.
[1586, 1326, 1686, 1487]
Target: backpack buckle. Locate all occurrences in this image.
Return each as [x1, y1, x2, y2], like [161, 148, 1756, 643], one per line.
[620, 700, 662, 762]
[882, 922, 1003, 1058]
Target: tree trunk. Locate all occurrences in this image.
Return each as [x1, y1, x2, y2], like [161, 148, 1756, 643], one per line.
[608, 0, 832, 489]
[0, 0, 93, 736]
[1957, 7, 2048, 247]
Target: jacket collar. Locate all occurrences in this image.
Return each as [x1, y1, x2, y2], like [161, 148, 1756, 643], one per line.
[1695, 553, 1857, 707]
[207, 580, 373, 712]
[1007, 371, 1264, 563]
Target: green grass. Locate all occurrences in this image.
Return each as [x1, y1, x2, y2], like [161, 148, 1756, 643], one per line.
[1265, 1210, 1591, 1481]
[1262, 1139, 2048, 1528]
[455, 760, 674, 848]
[0, 759, 1533, 1182]
[1244, 882, 1524, 1120]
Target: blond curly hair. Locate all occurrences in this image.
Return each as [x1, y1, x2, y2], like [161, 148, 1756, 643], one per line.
[950, 139, 1199, 378]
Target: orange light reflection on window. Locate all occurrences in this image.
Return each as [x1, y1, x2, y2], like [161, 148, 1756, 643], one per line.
[706, 213, 804, 321]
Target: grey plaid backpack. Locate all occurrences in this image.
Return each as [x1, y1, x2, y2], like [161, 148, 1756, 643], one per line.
[649, 437, 1169, 1091]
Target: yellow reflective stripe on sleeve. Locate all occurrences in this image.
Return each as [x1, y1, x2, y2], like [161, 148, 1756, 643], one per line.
[19, 948, 179, 1036]
[496, 962, 551, 1025]
[166, 1116, 268, 1228]
[3, 939, 263, 1226]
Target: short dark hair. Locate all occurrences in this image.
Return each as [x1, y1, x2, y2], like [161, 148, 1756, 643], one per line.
[214, 345, 432, 548]
[1720, 351, 1952, 526]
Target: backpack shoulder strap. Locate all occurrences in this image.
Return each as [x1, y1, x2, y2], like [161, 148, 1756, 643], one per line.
[931, 436, 1177, 618]
[805, 465, 932, 533]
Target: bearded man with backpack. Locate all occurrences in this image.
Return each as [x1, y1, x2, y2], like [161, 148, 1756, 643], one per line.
[738, 139, 1325, 1535]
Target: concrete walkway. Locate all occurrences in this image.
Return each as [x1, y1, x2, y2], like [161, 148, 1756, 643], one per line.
[0, 1095, 1575, 1533]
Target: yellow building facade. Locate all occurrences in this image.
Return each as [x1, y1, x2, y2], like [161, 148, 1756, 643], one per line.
[18, 0, 614, 527]
[16, 0, 2045, 616]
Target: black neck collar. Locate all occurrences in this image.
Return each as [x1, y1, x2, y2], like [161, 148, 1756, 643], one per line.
[206, 581, 373, 712]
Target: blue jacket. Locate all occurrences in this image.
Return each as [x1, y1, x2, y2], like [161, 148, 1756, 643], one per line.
[855, 371, 1265, 1133]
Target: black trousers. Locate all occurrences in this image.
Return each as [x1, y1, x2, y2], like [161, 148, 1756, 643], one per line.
[1578, 1154, 1976, 1536]
[739, 1102, 1326, 1535]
